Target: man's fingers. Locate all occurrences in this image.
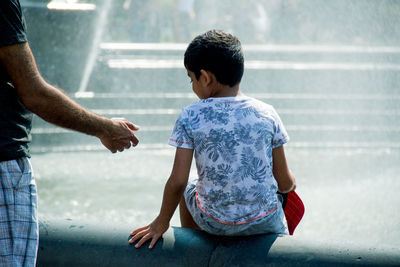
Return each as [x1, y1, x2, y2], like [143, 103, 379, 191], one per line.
[121, 120, 139, 147]
[125, 121, 140, 131]
[114, 137, 136, 153]
[130, 134, 139, 146]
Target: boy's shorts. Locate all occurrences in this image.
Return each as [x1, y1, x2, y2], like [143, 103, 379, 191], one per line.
[184, 179, 288, 236]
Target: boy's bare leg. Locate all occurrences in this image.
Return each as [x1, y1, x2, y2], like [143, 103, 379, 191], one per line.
[179, 196, 201, 230]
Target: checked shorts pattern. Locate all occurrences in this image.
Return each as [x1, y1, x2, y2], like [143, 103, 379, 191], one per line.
[0, 157, 38, 267]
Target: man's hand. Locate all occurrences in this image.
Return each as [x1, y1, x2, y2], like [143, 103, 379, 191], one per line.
[128, 217, 169, 249]
[98, 118, 139, 153]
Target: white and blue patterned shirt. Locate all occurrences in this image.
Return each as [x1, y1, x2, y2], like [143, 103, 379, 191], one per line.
[168, 95, 289, 224]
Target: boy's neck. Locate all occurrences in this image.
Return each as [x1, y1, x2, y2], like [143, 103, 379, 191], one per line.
[210, 83, 242, 98]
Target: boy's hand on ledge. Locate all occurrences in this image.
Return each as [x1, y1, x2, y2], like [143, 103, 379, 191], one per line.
[98, 118, 139, 153]
[129, 217, 169, 249]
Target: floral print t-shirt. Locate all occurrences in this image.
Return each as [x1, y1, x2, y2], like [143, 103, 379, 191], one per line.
[168, 95, 289, 224]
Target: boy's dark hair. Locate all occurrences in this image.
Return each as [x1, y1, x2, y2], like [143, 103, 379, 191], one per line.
[184, 30, 244, 87]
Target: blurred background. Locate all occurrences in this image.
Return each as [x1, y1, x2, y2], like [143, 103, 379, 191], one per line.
[21, 0, 400, 249]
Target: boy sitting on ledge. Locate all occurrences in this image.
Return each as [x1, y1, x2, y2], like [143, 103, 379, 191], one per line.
[129, 30, 296, 249]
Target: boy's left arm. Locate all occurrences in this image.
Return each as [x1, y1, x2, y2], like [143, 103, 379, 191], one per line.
[129, 147, 194, 249]
[272, 145, 296, 193]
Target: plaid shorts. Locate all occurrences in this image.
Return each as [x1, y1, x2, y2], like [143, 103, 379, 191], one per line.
[0, 157, 38, 267]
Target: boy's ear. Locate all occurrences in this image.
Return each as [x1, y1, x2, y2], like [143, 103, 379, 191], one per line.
[199, 69, 213, 87]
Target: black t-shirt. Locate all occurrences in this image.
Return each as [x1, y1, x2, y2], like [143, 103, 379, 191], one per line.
[0, 0, 33, 161]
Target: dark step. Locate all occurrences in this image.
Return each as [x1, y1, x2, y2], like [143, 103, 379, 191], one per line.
[30, 128, 400, 151]
[31, 107, 400, 129]
[29, 141, 400, 154]
[69, 93, 400, 111]
[86, 62, 400, 94]
[31, 109, 400, 132]
[99, 43, 400, 63]
[31, 126, 400, 142]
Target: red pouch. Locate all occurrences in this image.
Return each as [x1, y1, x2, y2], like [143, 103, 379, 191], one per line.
[280, 191, 305, 235]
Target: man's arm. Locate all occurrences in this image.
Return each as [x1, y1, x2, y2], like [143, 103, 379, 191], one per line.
[0, 42, 139, 152]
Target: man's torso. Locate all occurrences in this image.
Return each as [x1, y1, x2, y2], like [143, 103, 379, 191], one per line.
[0, 0, 33, 161]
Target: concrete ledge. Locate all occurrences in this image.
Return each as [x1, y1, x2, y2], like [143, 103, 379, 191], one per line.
[37, 218, 400, 266]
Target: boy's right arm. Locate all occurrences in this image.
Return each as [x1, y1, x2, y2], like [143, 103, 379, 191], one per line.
[129, 147, 194, 249]
[272, 146, 296, 193]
